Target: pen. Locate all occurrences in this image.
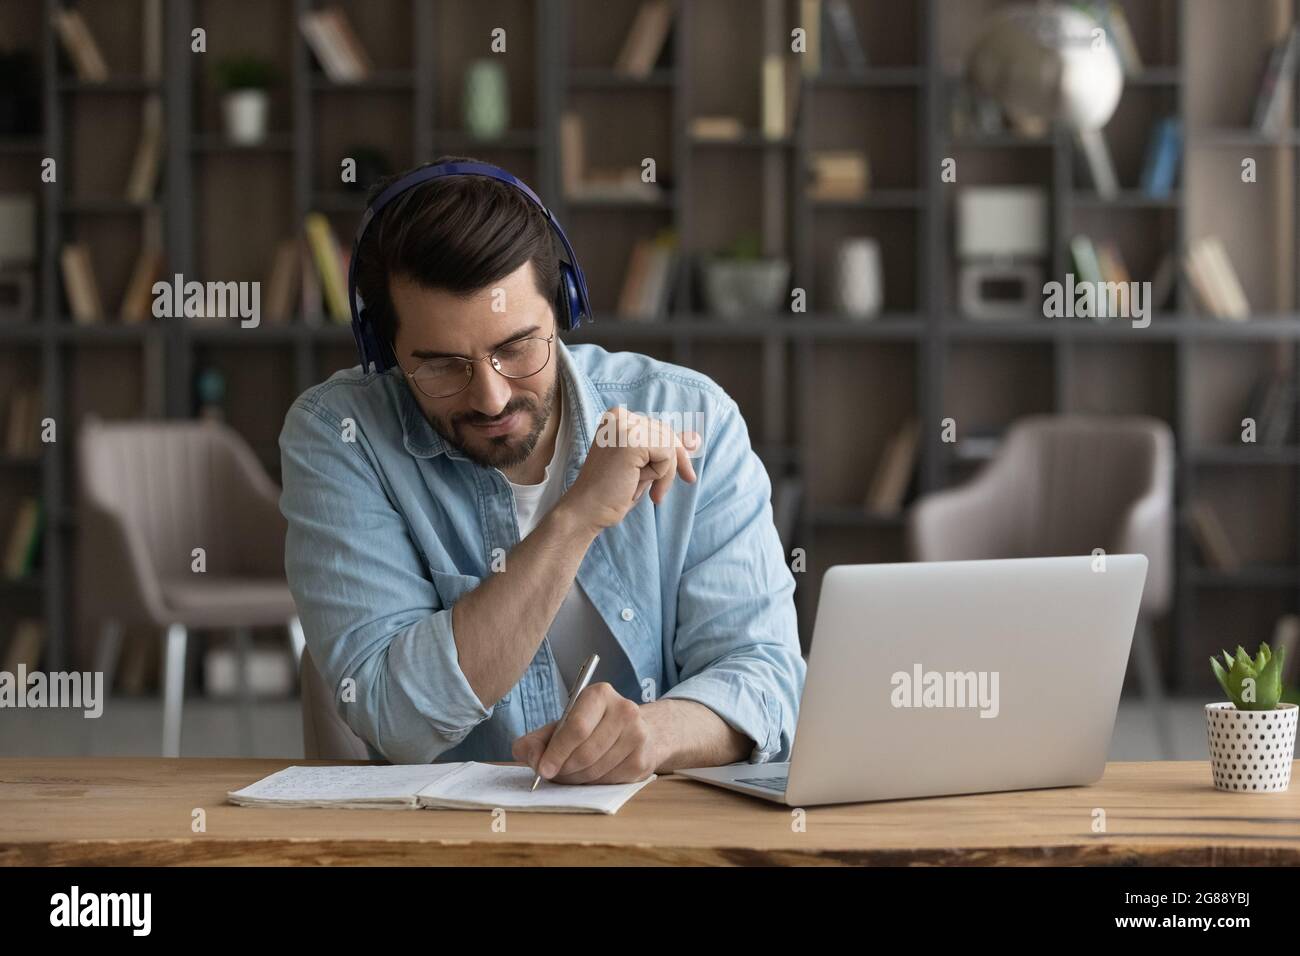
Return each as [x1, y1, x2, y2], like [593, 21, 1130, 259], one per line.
[531, 652, 600, 791]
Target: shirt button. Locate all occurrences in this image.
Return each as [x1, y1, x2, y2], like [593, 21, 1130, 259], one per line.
[620, 607, 634, 622]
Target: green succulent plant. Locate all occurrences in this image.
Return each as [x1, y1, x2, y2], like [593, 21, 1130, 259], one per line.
[1210, 643, 1286, 710]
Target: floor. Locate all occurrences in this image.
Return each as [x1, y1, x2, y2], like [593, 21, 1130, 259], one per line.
[0, 695, 1210, 761]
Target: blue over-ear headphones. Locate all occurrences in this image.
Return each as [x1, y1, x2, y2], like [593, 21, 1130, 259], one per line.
[347, 160, 593, 373]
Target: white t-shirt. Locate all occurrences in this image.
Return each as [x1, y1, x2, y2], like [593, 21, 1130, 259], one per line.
[505, 383, 633, 698]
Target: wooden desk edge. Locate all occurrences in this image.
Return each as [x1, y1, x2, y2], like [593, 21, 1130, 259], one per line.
[2, 839, 1296, 867]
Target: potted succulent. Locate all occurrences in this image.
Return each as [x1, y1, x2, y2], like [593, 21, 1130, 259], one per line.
[1206, 643, 1297, 792]
[699, 232, 790, 321]
[213, 55, 277, 145]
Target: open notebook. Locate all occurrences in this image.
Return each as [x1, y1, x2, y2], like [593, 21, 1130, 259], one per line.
[227, 762, 655, 815]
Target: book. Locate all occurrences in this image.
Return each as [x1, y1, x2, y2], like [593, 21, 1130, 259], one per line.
[1252, 26, 1299, 135]
[119, 244, 164, 324]
[228, 762, 656, 815]
[1069, 234, 1103, 285]
[60, 242, 104, 324]
[1075, 129, 1119, 198]
[304, 214, 349, 323]
[300, 8, 371, 83]
[263, 238, 301, 324]
[1198, 236, 1250, 320]
[865, 419, 919, 516]
[761, 55, 786, 140]
[824, 0, 867, 71]
[5, 386, 40, 457]
[4, 497, 41, 579]
[1094, 240, 1132, 286]
[799, 0, 822, 76]
[560, 111, 586, 198]
[1138, 117, 1180, 199]
[808, 149, 870, 200]
[1187, 499, 1240, 572]
[615, 232, 676, 321]
[1272, 614, 1300, 686]
[1183, 241, 1226, 317]
[614, 0, 674, 77]
[124, 94, 164, 203]
[689, 116, 744, 141]
[51, 9, 109, 82]
[1148, 249, 1177, 312]
[2, 620, 44, 673]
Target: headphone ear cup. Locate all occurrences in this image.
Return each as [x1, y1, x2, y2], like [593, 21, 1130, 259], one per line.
[557, 263, 582, 331]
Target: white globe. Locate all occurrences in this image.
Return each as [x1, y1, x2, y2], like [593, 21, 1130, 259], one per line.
[967, 4, 1124, 132]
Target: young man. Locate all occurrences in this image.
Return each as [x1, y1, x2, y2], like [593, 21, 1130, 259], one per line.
[279, 158, 804, 784]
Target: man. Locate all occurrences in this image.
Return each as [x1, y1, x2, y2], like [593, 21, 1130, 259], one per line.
[279, 157, 805, 784]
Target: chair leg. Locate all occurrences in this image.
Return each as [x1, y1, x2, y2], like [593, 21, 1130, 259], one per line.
[287, 615, 306, 667]
[161, 623, 188, 758]
[1131, 618, 1175, 760]
[94, 619, 124, 697]
[233, 627, 255, 757]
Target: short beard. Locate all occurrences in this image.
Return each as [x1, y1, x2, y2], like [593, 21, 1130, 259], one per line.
[432, 375, 559, 470]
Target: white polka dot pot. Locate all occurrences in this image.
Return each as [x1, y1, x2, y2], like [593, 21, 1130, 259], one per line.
[1206, 702, 1298, 793]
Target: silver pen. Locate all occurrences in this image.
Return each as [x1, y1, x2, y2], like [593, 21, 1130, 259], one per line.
[531, 652, 600, 791]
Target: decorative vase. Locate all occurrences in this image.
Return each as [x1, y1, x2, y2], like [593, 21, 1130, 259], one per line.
[1205, 702, 1297, 793]
[700, 257, 791, 321]
[464, 59, 509, 139]
[833, 237, 883, 319]
[222, 89, 269, 145]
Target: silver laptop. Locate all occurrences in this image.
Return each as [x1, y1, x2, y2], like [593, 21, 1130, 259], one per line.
[676, 555, 1147, 806]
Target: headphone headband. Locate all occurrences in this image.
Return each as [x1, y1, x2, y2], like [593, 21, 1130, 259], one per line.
[347, 161, 592, 373]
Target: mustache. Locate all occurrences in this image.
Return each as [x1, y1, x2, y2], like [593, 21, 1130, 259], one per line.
[453, 397, 534, 427]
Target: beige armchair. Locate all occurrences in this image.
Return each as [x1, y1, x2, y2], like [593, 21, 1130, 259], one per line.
[906, 414, 1175, 756]
[78, 417, 305, 757]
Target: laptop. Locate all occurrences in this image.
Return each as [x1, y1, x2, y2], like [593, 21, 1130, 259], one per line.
[675, 554, 1147, 806]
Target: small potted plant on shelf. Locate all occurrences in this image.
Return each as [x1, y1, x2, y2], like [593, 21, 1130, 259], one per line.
[1207, 643, 1297, 792]
[213, 55, 277, 145]
[699, 232, 790, 321]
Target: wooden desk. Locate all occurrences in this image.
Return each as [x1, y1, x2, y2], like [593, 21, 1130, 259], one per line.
[2, 758, 1298, 865]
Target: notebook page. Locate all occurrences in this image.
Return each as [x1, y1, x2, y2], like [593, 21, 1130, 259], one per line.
[228, 763, 463, 809]
[415, 762, 656, 814]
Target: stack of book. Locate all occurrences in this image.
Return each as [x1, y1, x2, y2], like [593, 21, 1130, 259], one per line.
[615, 230, 678, 321]
[4, 385, 41, 457]
[299, 6, 373, 83]
[614, 0, 674, 77]
[1184, 236, 1250, 321]
[807, 150, 870, 200]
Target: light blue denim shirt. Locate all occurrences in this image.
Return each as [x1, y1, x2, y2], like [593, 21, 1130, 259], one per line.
[278, 339, 805, 766]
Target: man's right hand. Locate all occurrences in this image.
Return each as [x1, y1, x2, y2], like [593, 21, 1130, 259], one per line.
[559, 406, 699, 533]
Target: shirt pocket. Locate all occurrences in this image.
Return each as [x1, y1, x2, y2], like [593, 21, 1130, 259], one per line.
[428, 569, 510, 704]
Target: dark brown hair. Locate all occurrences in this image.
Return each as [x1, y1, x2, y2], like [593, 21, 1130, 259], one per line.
[353, 156, 562, 352]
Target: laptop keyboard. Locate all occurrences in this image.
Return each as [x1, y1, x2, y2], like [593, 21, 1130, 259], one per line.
[735, 775, 788, 793]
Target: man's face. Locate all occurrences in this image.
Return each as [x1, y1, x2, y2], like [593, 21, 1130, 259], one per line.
[390, 260, 559, 470]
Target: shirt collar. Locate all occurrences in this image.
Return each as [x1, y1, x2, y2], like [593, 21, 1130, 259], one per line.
[398, 338, 603, 470]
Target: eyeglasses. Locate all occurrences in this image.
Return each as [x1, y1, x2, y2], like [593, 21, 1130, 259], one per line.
[402, 330, 555, 399]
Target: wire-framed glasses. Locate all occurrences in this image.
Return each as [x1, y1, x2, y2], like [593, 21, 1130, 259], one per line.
[403, 330, 555, 399]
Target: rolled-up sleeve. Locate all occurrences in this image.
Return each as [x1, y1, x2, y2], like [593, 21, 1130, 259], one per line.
[279, 397, 491, 764]
[659, 399, 806, 763]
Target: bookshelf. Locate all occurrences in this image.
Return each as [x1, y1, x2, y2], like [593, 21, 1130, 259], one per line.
[1, 0, 1298, 694]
